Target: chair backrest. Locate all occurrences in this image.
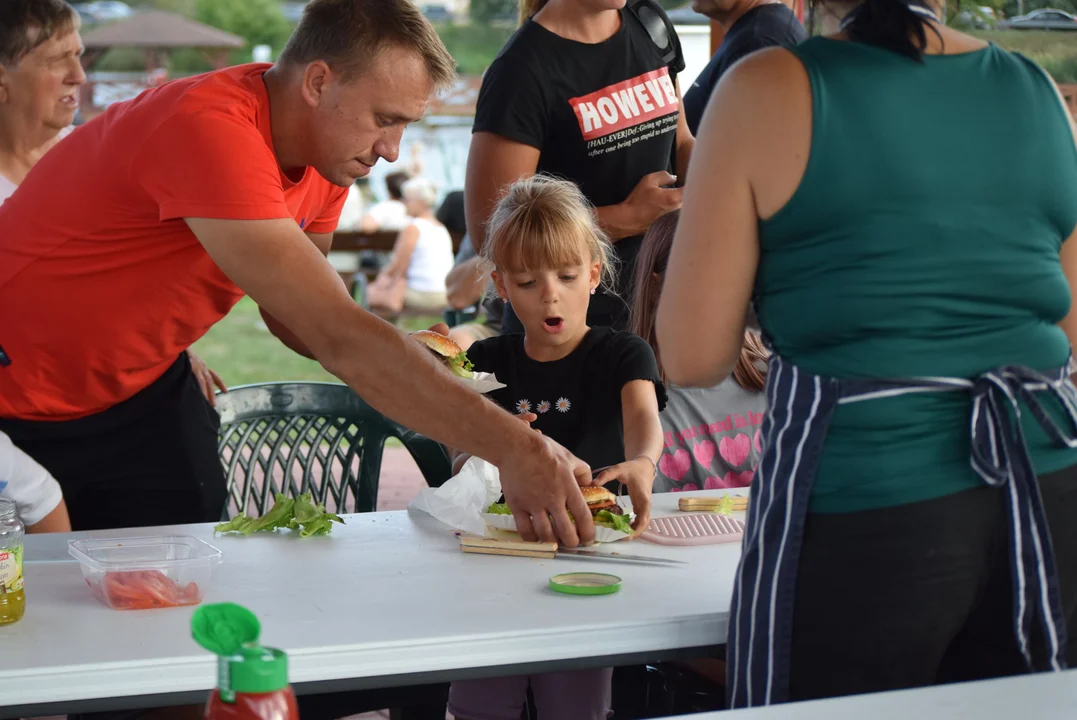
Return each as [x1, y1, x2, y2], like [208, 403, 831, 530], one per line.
[215, 382, 451, 519]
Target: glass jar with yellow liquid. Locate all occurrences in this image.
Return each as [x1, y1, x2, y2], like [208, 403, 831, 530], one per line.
[0, 499, 25, 625]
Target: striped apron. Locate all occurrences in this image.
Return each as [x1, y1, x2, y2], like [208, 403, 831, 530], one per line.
[727, 354, 1077, 708]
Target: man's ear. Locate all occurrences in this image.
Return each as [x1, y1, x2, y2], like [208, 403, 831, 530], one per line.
[0, 66, 10, 104]
[300, 60, 332, 109]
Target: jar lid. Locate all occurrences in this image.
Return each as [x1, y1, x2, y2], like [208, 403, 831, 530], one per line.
[0, 498, 16, 520]
[192, 602, 260, 655]
[192, 603, 289, 701]
[548, 572, 622, 596]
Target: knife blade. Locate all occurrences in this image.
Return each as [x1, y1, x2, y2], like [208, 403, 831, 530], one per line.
[556, 546, 687, 566]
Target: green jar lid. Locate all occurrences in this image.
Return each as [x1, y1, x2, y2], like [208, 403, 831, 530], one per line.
[192, 603, 288, 702]
[549, 572, 622, 596]
[192, 603, 261, 655]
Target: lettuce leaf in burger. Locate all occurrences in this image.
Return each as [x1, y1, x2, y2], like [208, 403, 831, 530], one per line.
[412, 330, 474, 379]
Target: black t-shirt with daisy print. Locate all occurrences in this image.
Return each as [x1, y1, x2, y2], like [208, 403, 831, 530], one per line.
[468, 327, 667, 470]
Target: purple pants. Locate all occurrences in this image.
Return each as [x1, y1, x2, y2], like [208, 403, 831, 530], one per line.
[448, 667, 613, 720]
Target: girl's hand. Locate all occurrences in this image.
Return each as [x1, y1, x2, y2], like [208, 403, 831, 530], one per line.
[595, 457, 655, 536]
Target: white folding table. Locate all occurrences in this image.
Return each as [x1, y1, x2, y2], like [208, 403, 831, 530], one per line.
[0, 491, 743, 716]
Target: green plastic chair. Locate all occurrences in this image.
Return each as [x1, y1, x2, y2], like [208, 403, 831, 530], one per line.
[215, 381, 451, 519]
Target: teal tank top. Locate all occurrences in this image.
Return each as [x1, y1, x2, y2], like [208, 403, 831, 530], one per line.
[756, 38, 1077, 513]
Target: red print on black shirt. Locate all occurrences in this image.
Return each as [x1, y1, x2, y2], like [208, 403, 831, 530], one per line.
[570, 67, 679, 141]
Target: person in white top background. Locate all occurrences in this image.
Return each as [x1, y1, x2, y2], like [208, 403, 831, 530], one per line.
[359, 169, 412, 233]
[368, 176, 456, 318]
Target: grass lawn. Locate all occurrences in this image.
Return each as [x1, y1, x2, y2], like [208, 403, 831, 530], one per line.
[974, 30, 1077, 82]
[191, 296, 442, 389]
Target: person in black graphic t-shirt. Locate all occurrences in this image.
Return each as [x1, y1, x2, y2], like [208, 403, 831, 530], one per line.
[682, 0, 807, 135]
[465, 0, 694, 333]
[448, 175, 665, 720]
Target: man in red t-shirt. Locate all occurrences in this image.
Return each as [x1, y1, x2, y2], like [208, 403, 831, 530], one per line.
[0, 0, 597, 548]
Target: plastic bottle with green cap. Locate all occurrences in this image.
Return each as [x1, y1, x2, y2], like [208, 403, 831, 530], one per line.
[192, 602, 299, 720]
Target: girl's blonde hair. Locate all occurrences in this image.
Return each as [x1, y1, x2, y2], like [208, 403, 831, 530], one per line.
[519, 0, 549, 24]
[482, 174, 617, 293]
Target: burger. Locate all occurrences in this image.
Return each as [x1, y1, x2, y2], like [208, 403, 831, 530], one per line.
[581, 486, 633, 533]
[485, 486, 634, 535]
[581, 486, 621, 515]
[412, 330, 474, 379]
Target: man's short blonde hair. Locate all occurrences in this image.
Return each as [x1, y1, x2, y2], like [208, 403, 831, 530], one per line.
[279, 0, 456, 90]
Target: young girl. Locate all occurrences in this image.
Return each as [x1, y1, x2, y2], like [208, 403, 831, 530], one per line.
[631, 210, 768, 493]
[448, 174, 666, 720]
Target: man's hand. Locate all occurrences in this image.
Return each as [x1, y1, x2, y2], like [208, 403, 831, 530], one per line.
[499, 435, 595, 547]
[595, 457, 655, 536]
[187, 349, 227, 407]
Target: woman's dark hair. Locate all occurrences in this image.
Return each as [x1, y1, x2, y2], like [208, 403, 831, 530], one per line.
[630, 210, 769, 392]
[825, 0, 941, 62]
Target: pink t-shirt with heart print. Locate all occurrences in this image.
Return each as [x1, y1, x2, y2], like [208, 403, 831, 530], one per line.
[655, 379, 767, 493]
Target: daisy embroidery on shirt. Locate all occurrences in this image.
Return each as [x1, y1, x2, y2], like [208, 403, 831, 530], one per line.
[516, 399, 532, 414]
[537, 400, 551, 414]
[555, 397, 571, 413]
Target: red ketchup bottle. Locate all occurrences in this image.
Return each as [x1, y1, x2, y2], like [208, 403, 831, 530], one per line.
[192, 602, 299, 720]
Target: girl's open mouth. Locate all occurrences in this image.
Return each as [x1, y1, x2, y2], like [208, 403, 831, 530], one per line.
[542, 317, 565, 334]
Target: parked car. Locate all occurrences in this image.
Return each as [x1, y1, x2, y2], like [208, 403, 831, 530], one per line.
[73, 1, 132, 23]
[72, 4, 97, 25]
[281, 2, 307, 23]
[421, 4, 454, 23]
[1000, 7, 1077, 30]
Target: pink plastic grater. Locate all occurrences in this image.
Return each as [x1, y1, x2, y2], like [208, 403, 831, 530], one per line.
[641, 513, 745, 546]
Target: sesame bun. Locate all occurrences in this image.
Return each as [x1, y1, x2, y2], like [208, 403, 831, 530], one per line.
[581, 486, 617, 507]
[411, 330, 463, 358]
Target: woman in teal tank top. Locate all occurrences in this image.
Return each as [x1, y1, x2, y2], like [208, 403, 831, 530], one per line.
[657, 0, 1077, 708]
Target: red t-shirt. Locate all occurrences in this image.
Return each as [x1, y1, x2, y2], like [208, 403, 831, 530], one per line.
[0, 64, 348, 420]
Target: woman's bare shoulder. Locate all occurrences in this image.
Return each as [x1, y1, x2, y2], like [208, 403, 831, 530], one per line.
[706, 46, 811, 130]
[699, 47, 814, 220]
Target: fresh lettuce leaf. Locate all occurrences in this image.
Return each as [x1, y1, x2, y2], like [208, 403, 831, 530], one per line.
[449, 351, 474, 379]
[214, 514, 256, 535]
[215, 492, 344, 537]
[594, 510, 633, 535]
[485, 503, 513, 515]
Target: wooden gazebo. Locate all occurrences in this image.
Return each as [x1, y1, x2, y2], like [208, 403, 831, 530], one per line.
[79, 10, 246, 72]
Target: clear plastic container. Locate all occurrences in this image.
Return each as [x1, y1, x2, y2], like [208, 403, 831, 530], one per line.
[68, 535, 222, 611]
